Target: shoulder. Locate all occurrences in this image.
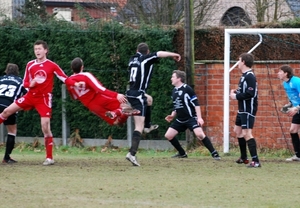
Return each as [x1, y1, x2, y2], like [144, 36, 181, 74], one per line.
[26, 60, 36, 67]
[244, 70, 256, 79]
[45, 59, 61, 67]
[291, 76, 300, 85]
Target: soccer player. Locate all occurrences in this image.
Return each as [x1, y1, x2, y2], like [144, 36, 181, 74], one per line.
[165, 70, 221, 160]
[125, 42, 181, 166]
[230, 53, 261, 168]
[66, 57, 139, 126]
[0, 40, 81, 166]
[277, 65, 300, 161]
[0, 63, 27, 164]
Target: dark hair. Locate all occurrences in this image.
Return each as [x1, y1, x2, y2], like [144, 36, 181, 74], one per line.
[239, 53, 254, 68]
[280, 65, 294, 78]
[5, 63, 19, 76]
[137, 43, 149, 55]
[71, 57, 83, 73]
[173, 70, 185, 83]
[34, 40, 48, 50]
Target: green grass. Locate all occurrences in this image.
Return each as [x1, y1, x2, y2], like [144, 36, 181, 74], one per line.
[0, 144, 299, 208]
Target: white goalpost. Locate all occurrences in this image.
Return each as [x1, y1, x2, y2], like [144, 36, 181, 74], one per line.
[223, 28, 300, 153]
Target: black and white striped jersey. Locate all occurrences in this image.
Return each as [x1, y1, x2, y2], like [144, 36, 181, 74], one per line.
[0, 75, 27, 107]
[235, 69, 258, 115]
[128, 52, 159, 92]
[172, 83, 200, 122]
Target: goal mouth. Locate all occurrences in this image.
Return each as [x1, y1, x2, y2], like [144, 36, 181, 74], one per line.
[223, 28, 300, 153]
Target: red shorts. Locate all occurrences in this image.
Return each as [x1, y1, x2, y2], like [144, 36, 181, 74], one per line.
[87, 95, 123, 125]
[15, 92, 52, 118]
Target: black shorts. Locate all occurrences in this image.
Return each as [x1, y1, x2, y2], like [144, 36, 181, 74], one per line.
[0, 105, 17, 125]
[292, 112, 300, 124]
[170, 117, 201, 133]
[235, 112, 255, 129]
[126, 90, 147, 117]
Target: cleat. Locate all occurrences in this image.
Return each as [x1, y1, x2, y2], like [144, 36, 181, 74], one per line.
[43, 158, 55, 166]
[105, 111, 117, 119]
[126, 152, 140, 166]
[2, 158, 17, 164]
[143, 124, 159, 134]
[171, 152, 188, 158]
[236, 158, 249, 164]
[286, 155, 300, 161]
[247, 161, 261, 168]
[212, 153, 221, 160]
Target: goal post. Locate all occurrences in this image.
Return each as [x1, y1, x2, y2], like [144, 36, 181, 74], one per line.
[223, 28, 300, 153]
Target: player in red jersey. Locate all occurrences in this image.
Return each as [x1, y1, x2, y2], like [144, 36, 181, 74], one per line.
[0, 40, 82, 166]
[67, 57, 139, 126]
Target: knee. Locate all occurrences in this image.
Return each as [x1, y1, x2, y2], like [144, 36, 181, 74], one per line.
[164, 132, 174, 141]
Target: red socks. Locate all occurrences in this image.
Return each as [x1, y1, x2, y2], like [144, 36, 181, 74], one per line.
[44, 137, 53, 159]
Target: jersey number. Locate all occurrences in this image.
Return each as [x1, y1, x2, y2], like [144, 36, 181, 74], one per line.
[129, 67, 138, 82]
[0, 84, 17, 97]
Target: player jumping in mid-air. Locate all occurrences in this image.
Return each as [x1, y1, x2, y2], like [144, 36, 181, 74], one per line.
[67, 57, 139, 126]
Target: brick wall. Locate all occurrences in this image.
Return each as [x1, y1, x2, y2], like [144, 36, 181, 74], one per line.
[194, 62, 300, 149]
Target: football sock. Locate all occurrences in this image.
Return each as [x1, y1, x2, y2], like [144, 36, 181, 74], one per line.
[202, 136, 215, 154]
[290, 133, 300, 157]
[144, 106, 151, 128]
[169, 137, 186, 155]
[45, 137, 53, 159]
[238, 137, 247, 159]
[247, 138, 259, 162]
[4, 134, 15, 160]
[130, 131, 141, 156]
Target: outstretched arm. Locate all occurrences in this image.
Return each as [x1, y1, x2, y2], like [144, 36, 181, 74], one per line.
[157, 51, 181, 62]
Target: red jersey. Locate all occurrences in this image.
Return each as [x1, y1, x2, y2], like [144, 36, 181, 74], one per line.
[67, 72, 117, 106]
[23, 59, 74, 95]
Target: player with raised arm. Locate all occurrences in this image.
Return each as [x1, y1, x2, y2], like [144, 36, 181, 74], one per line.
[125, 42, 181, 166]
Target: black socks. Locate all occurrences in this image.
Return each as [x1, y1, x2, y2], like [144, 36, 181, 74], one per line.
[144, 106, 151, 128]
[169, 137, 186, 155]
[247, 138, 259, 162]
[4, 134, 15, 160]
[290, 133, 300, 157]
[130, 131, 141, 156]
[238, 137, 247, 159]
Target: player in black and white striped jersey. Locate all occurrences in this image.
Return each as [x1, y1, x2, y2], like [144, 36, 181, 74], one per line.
[125, 42, 181, 166]
[165, 70, 220, 160]
[230, 53, 261, 168]
[0, 63, 27, 163]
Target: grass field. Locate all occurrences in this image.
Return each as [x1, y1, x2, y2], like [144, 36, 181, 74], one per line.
[0, 145, 299, 208]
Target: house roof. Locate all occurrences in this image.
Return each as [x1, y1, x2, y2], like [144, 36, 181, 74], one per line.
[42, 0, 126, 8]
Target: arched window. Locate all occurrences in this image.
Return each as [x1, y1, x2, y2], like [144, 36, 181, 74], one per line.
[221, 7, 251, 26]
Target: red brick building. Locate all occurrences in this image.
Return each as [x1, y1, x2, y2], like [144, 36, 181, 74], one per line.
[43, 0, 127, 22]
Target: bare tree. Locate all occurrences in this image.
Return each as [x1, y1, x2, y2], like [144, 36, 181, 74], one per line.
[117, 0, 184, 25]
[193, 0, 219, 26]
[250, 0, 294, 23]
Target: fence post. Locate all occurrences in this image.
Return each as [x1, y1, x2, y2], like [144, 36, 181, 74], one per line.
[62, 84, 67, 146]
[126, 85, 132, 147]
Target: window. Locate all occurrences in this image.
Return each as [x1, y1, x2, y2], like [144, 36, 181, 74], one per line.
[221, 7, 251, 26]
